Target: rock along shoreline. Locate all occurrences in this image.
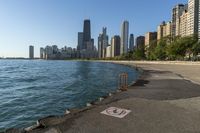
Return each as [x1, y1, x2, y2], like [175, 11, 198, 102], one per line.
[3, 61, 142, 133]
[3, 61, 200, 133]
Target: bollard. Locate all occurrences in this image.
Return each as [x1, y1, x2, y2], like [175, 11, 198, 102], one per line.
[118, 73, 128, 91]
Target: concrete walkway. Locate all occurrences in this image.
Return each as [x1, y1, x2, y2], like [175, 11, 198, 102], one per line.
[24, 61, 200, 133]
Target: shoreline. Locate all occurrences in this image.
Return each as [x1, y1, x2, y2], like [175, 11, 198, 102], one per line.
[2, 61, 140, 133]
[4, 61, 200, 133]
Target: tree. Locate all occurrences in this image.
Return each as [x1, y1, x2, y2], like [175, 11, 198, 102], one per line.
[154, 39, 167, 60]
[192, 41, 200, 56]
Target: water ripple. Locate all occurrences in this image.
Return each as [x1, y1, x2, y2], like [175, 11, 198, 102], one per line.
[0, 60, 139, 131]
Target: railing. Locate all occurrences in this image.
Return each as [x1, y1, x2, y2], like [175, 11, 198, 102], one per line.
[118, 73, 128, 91]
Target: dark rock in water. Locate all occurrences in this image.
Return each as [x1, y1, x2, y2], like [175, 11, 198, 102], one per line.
[38, 115, 71, 127]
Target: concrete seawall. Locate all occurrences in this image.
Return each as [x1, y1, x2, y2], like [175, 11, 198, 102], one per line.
[4, 61, 200, 133]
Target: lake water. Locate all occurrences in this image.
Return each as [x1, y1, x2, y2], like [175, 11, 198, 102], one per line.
[0, 60, 139, 131]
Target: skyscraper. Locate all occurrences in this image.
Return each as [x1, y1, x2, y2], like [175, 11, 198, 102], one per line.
[98, 34, 103, 58]
[29, 45, 34, 59]
[40, 47, 44, 59]
[77, 19, 97, 58]
[129, 34, 134, 51]
[83, 19, 91, 49]
[172, 4, 187, 38]
[121, 21, 129, 55]
[136, 36, 145, 58]
[187, 0, 200, 40]
[136, 36, 145, 50]
[77, 32, 83, 50]
[157, 21, 166, 40]
[98, 27, 109, 58]
[111, 35, 121, 57]
[180, 10, 189, 37]
[102, 27, 109, 50]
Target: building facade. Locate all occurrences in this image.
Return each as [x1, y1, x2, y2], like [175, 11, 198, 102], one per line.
[136, 36, 145, 49]
[40, 45, 78, 60]
[111, 35, 121, 57]
[172, 4, 187, 37]
[180, 10, 189, 37]
[145, 32, 157, 47]
[157, 21, 166, 40]
[83, 19, 91, 49]
[29, 45, 34, 59]
[98, 27, 109, 58]
[77, 32, 83, 51]
[77, 19, 97, 58]
[136, 36, 145, 57]
[106, 45, 112, 58]
[165, 21, 172, 36]
[40, 47, 44, 59]
[187, 0, 200, 40]
[129, 34, 134, 51]
[157, 21, 172, 40]
[98, 34, 103, 58]
[120, 21, 129, 55]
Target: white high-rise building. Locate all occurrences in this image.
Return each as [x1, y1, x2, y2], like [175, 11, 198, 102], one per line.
[120, 21, 129, 55]
[172, 4, 187, 37]
[187, 0, 200, 40]
[180, 10, 189, 37]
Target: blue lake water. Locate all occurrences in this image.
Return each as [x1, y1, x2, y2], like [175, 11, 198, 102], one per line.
[0, 60, 139, 131]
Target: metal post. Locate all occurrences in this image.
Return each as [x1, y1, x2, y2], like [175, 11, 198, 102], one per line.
[118, 73, 128, 91]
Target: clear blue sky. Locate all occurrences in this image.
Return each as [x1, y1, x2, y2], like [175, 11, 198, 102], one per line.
[0, 0, 187, 57]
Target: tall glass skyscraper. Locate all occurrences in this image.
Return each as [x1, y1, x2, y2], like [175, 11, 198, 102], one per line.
[83, 19, 91, 49]
[121, 21, 129, 55]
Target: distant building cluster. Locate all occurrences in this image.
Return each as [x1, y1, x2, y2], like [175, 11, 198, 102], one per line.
[157, 0, 200, 40]
[28, 0, 200, 59]
[98, 21, 135, 58]
[134, 0, 200, 57]
[40, 45, 77, 59]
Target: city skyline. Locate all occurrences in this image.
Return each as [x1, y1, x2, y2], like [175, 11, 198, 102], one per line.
[0, 0, 187, 57]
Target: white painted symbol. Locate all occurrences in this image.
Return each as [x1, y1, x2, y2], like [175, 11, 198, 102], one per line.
[101, 107, 131, 118]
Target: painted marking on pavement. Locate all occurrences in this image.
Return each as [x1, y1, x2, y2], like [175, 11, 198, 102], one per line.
[101, 107, 131, 118]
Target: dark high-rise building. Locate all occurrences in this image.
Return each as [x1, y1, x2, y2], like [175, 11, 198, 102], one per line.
[98, 34, 103, 58]
[29, 45, 34, 59]
[111, 35, 121, 57]
[77, 19, 97, 58]
[129, 34, 134, 51]
[83, 19, 91, 49]
[136, 36, 145, 51]
[40, 47, 44, 59]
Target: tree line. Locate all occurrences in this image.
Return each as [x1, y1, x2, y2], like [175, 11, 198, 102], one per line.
[112, 35, 200, 61]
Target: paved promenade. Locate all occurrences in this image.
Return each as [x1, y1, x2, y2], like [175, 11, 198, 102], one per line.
[7, 61, 200, 133]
